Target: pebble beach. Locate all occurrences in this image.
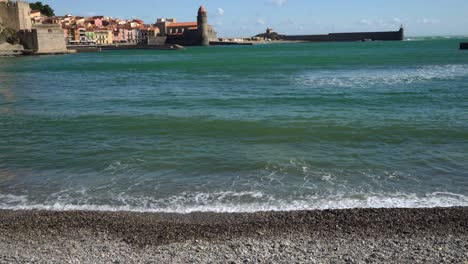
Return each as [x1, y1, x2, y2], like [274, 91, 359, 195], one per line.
[0, 207, 467, 263]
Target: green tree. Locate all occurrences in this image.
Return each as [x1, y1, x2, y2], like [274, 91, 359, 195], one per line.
[29, 2, 55, 17]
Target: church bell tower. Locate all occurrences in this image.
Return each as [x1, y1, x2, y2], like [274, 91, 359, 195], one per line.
[197, 6, 209, 46]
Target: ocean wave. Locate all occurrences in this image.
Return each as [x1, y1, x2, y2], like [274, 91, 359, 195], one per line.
[1, 191, 467, 213]
[294, 64, 468, 88]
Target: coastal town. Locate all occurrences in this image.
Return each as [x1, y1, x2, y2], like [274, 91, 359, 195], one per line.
[37, 11, 219, 46]
[0, 0, 222, 55]
[48, 15, 153, 45]
[0, 0, 410, 56]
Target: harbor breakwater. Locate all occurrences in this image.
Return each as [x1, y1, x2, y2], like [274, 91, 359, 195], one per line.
[259, 27, 404, 42]
[283, 28, 404, 42]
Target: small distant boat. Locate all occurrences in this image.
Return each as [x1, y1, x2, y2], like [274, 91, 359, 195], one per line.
[158, 44, 185, 50]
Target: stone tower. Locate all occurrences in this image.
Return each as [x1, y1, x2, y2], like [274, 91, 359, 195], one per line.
[197, 5, 209, 46]
[0, 0, 32, 31]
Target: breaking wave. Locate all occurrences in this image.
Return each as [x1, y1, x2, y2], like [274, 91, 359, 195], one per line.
[1, 191, 467, 213]
[294, 64, 468, 88]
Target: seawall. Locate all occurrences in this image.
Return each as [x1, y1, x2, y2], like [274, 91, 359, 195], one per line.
[282, 28, 404, 42]
[67, 44, 185, 52]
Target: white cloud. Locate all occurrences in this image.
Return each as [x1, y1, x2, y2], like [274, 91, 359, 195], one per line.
[417, 18, 440, 24]
[357, 18, 405, 29]
[213, 20, 223, 26]
[392, 17, 402, 24]
[359, 19, 372, 26]
[257, 18, 266, 25]
[268, 0, 288, 6]
[217, 8, 224, 16]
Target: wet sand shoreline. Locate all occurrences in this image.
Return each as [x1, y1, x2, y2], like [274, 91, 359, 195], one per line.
[0, 207, 467, 263]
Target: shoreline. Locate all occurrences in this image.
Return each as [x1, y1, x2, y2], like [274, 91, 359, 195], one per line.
[1, 207, 467, 262]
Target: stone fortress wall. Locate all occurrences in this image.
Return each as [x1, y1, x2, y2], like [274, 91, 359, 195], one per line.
[283, 29, 404, 42]
[0, 0, 67, 54]
[18, 24, 67, 53]
[0, 0, 31, 30]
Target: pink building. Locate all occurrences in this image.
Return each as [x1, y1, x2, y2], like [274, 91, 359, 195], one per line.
[112, 28, 130, 43]
[85, 17, 103, 28]
[112, 27, 142, 43]
[63, 28, 68, 42]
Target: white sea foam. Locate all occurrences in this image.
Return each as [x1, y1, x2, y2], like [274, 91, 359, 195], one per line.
[1, 191, 467, 214]
[294, 64, 468, 88]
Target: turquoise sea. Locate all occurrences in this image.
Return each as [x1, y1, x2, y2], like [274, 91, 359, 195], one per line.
[1, 38, 468, 212]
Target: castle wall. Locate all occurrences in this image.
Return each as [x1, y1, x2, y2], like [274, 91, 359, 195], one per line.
[328, 30, 403, 41]
[165, 30, 201, 46]
[148, 36, 166, 46]
[282, 29, 404, 42]
[282, 34, 330, 42]
[18, 24, 68, 54]
[207, 27, 217, 40]
[0, 1, 31, 31]
[17, 29, 37, 50]
[33, 24, 67, 53]
[0, 1, 21, 30]
[16, 1, 31, 30]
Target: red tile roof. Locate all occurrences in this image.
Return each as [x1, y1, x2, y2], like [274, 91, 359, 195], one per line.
[166, 22, 197, 28]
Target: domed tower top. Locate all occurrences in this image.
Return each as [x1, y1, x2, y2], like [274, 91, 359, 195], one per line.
[198, 6, 207, 15]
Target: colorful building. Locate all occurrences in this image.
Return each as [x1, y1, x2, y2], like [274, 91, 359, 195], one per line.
[94, 29, 113, 44]
[48, 6, 217, 46]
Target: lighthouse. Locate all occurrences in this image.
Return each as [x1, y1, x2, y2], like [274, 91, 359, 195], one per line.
[197, 6, 209, 46]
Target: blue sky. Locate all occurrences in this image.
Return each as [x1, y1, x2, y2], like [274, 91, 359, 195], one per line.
[44, 0, 468, 37]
